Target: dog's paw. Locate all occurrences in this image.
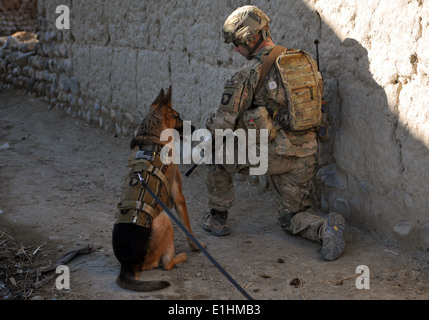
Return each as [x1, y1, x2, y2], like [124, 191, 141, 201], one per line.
[177, 252, 187, 262]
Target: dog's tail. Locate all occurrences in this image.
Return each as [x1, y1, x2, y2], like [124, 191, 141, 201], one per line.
[116, 266, 170, 292]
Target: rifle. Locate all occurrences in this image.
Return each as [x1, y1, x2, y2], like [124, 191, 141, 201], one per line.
[314, 39, 329, 142]
[185, 133, 212, 177]
[185, 163, 198, 177]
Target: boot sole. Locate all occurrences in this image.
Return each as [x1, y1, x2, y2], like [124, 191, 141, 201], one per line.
[322, 212, 346, 261]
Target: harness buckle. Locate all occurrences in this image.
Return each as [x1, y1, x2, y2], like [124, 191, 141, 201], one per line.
[135, 150, 154, 162]
[135, 144, 160, 162]
[144, 214, 153, 228]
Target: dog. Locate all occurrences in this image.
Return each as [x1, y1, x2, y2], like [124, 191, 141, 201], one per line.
[112, 86, 200, 292]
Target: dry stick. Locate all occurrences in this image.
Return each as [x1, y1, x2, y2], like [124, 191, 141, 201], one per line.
[0, 231, 14, 240]
[299, 283, 305, 300]
[324, 273, 360, 285]
[23, 244, 32, 261]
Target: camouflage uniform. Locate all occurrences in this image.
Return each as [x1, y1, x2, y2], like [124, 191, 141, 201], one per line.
[205, 45, 324, 242]
[204, 5, 345, 260]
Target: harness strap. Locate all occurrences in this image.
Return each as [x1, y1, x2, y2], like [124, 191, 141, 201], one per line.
[134, 201, 158, 216]
[152, 167, 170, 193]
[254, 45, 286, 95]
[116, 144, 171, 228]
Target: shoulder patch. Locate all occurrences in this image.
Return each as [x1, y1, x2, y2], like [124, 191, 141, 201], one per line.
[268, 80, 278, 90]
[221, 92, 233, 105]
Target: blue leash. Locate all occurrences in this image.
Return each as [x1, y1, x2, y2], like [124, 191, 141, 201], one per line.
[137, 173, 254, 300]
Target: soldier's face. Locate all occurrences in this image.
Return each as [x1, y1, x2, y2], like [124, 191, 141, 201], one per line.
[234, 44, 250, 59]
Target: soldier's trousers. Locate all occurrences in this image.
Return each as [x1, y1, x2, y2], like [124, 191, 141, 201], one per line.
[206, 154, 326, 242]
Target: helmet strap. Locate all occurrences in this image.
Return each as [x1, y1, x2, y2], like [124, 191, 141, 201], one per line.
[244, 31, 265, 58]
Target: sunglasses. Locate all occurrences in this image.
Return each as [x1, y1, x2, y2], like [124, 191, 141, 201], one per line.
[233, 40, 242, 47]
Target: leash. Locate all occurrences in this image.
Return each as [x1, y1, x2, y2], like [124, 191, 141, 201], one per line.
[136, 173, 254, 300]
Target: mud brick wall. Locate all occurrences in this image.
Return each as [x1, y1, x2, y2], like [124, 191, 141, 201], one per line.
[0, 0, 428, 250]
[0, 0, 38, 36]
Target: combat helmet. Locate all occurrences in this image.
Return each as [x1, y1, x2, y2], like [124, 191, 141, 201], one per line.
[222, 5, 271, 46]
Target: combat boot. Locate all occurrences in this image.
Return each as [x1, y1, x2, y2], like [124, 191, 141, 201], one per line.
[319, 212, 346, 261]
[202, 209, 231, 236]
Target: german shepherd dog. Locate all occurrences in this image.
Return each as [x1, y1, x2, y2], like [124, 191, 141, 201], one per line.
[112, 86, 200, 292]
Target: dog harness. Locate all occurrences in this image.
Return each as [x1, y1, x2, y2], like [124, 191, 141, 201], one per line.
[115, 144, 171, 228]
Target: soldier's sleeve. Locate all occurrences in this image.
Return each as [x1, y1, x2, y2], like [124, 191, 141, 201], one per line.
[206, 68, 257, 133]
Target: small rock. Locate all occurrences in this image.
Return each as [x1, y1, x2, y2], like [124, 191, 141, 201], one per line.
[101, 106, 109, 115]
[5, 51, 19, 63]
[393, 221, 414, 237]
[125, 112, 134, 124]
[420, 223, 429, 248]
[5, 36, 19, 49]
[86, 110, 92, 124]
[16, 51, 35, 67]
[0, 142, 10, 150]
[290, 278, 301, 288]
[404, 193, 414, 208]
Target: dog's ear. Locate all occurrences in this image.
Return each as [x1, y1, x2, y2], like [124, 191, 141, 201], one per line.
[161, 85, 172, 108]
[150, 88, 165, 109]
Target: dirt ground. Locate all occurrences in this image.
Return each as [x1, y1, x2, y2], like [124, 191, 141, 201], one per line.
[0, 89, 428, 301]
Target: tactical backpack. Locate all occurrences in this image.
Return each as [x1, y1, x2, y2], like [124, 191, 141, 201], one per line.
[256, 46, 324, 132]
